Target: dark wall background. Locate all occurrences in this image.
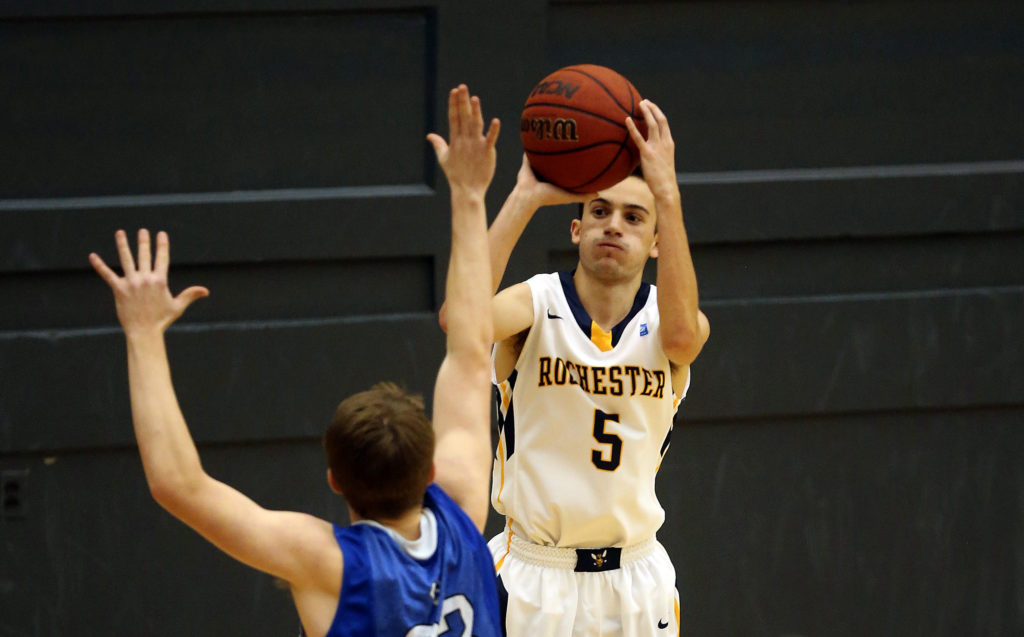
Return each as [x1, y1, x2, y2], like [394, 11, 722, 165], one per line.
[1, 1, 1021, 635]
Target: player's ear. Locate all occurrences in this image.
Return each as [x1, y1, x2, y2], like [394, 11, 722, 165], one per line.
[570, 218, 582, 245]
[649, 234, 659, 259]
[327, 468, 343, 494]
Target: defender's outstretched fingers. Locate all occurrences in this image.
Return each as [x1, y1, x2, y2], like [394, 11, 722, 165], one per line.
[485, 117, 501, 147]
[137, 228, 152, 273]
[426, 132, 448, 159]
[174, 285, 211, 312]
[115, 229, 136, 275]
[456, 85, 473, 137]
[446, 86, 459, 140]
[89, 252, 121, 289]
[471, 95, 484, 137]
[154, 231, 170, 275]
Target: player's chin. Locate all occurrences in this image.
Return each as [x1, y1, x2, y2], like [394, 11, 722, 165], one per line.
[587, 259, 631, 281]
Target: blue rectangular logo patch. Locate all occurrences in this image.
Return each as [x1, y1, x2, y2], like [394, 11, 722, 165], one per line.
[639, 323, 648, 336]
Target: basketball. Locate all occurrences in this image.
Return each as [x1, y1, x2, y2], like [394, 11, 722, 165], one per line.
[520, 64, 646, 193]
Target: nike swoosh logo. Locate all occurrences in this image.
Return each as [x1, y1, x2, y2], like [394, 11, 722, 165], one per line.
[658, 620, 669, 629]
[546, 308, 562, 320]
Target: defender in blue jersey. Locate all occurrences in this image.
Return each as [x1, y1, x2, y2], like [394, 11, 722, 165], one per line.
[91, 85, 502, 637]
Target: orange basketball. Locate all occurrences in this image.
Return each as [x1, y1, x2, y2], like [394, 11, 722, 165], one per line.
[520, 64, 645, 193]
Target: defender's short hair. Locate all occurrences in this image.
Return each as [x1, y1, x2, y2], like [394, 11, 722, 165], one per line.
[324, 382, 434, 520]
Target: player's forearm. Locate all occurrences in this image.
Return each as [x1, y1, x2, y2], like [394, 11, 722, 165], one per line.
[653, 191, 702, 359]
[487, 187, 540, 293]
[437, 187, 537, 333]
[125, 330, 206, 505]
[445, 188, 494, 361]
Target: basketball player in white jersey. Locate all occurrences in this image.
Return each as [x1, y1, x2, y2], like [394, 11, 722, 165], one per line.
[444, 98, 709, 635]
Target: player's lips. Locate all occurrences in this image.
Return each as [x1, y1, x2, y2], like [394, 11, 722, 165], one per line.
[596, 240, 624, 250]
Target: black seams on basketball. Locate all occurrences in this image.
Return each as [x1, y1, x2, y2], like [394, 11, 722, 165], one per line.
[520, 64, 646, 193]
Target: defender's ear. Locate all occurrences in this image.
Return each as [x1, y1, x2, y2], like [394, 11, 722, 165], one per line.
[327, 468, 343, 494]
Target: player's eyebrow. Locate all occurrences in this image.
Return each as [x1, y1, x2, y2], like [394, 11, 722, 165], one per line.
[587, 197, 650, 215]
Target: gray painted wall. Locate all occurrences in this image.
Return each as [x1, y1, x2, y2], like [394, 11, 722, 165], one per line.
[2, 1, 1022, 635]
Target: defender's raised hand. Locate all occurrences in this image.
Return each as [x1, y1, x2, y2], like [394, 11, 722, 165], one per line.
[89, 229, 208, 335]
[427, 84, 501, 195]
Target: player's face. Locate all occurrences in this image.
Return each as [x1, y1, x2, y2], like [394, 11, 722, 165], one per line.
[571, 176, 658, 282]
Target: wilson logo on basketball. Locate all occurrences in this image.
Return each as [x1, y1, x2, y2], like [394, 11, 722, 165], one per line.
[521, 117, 579, 141]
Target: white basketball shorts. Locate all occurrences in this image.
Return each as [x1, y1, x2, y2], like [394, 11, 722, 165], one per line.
[489, 530, 680, 636]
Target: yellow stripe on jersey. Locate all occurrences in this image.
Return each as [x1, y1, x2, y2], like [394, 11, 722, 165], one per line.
[500, 382, 511, 410]
[674, 596, 680, 635]
[495, 437, 506, 506]
[590, 321, 613, 352]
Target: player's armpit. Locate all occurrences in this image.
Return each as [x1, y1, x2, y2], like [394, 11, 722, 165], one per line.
[492, 282, 534, 343]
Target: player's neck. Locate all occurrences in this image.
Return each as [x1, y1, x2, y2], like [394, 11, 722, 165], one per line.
[350, 506, 424, 541]
[572, 266, 642, 331]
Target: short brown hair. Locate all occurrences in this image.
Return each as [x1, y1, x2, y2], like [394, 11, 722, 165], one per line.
[323, 382, 434, 520]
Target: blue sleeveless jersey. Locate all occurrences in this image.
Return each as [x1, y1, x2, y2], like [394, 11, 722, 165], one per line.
[325, 484, 501, 636]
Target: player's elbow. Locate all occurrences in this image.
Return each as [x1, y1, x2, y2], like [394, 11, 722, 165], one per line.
[438, 304, 449, 333]
[146, 471, 202, 515]
[147, 475, 186, 512]
[662, 316, 709, 366]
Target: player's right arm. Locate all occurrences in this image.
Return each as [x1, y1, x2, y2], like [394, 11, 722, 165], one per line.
[439, 155, 591, 342]
[426, 85, 501, 532]
[89, 230, 341, 598]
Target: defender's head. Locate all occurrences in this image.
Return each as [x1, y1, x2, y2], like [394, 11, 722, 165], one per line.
[323, 382, 434, 520]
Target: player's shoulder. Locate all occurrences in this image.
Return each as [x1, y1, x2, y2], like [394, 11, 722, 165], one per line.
[521, 271, 570, 303]
[524, 271, 560, 289]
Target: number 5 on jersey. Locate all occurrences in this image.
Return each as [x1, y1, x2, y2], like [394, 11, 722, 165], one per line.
[591, 409, 622, 471]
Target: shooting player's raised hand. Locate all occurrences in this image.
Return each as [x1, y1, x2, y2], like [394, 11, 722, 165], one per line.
[626, 99, 678, 200]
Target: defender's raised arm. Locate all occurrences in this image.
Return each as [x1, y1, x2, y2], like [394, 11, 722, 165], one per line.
[426, 85, 501, 531]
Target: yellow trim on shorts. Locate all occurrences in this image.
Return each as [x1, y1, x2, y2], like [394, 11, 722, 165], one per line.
[494, 522, 514, 572]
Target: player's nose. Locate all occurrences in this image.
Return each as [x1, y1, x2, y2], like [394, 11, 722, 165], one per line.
[604, 211, 625, 235]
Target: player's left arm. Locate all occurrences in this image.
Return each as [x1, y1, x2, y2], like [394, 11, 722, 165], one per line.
[626, 100, 710, 367]
[90, 230, 340, 594]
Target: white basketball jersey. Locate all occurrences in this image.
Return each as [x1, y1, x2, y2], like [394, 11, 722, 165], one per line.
[491, 272, 688, 548]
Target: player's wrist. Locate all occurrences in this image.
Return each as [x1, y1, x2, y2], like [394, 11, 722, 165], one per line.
[448, 184, 488, 205]
[124, 326, 167, 352]
[506, 186, 543, 216]
[650, 180, 681, 207]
